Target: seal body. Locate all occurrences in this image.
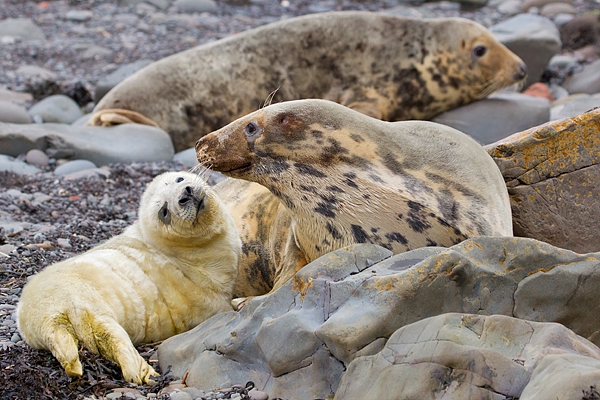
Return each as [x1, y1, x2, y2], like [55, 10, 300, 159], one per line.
[92, 11, 527, 151]
[16, 171, 242, 384]
[197, 100, 513, 297]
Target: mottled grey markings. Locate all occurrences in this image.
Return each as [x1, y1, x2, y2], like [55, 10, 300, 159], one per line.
[294, 162, 328, 178]
[351, 224, 370, 243]
[315, 204, 336, 218]
[326, 222, 343, 240]
[350, 133, 365, 143]
[343, 172, 359, 188]
[385, 232, 408, 245]
[406, 200, 432, 233]
[326, 185, 345, 193]
[426, 171, 480, 199]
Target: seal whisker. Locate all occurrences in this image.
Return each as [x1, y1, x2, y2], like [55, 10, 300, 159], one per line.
[261, 87, 281, 110]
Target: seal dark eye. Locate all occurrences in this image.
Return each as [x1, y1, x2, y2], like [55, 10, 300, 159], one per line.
[244, 122, 261, 137]
[158, 202, 171, 225]
[472, 45, 487, 58]
[176, 177, 184, 183]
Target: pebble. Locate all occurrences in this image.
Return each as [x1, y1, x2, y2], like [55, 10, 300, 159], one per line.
[53, 159, 98, 175]
[57, 238, 72, 249]
[169, 391, 193, 400]
[27, 94, 84, 124]
[173, 0, 220, 14]
[25, 149, 50, 167]
[65, 10, 94, 22]
[0, 18, 45, 41]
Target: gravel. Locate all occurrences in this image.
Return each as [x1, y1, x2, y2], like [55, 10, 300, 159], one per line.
[1, 0, 598, 398]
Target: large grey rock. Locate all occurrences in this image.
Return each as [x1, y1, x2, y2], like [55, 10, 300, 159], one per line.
[0, 122, 174, 166]
[159, 238, 600, 399]
[336, 313, 600, 400]
[491, 14, 561, 88]
[27, 95, 83, 124]
[433, 92, 550, 144]
[563, 59, 600, 95]
[485, 108, 600, 254]
[94, 60, 153, 103]
[0, 18, 45, 41]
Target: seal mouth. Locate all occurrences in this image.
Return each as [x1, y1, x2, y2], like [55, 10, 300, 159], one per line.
[222, 163, 253, 175]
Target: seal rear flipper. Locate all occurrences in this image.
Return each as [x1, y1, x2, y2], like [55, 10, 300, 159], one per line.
[88, 314, 158, 385]
[46, 322, 83, 378]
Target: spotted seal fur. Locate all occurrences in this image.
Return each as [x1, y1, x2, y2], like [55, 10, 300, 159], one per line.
[196, 99, 513, 297]
[91, 11, 527, 151]
[16, 171, 242, 384]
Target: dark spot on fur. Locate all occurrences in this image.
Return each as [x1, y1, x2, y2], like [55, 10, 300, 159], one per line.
[351, 224, 370, 243]
[301, 185, 319, 194]
[397, 213, 403, 220]
[363, 193, 370, 199]
[369, 174, 384, 183]
[407, 201, 431, 233]
[350, 133, 365, 143]
[436, 189, 460, 224]
[311, 130, 323, 138]
[426, 238, 438, 246]
[294, 162, 327, 178]
[326, 222, 343, 240]
[315, 203, 336, 218]
[326, 185, 345, 193]
[345, 178, 358, 188]
[339, 155, 372, 169]
[385, 232, 408, 245]
[371, 228, 379, 233]
[381, 152, 405, 175]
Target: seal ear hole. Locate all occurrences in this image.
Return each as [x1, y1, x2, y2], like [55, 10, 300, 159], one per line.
[472, 45, 487, 58]
[158, 202, 171, 225]
[176, 177, 184, 183]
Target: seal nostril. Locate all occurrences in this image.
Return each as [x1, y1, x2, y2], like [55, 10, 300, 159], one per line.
[179, 197, 190, 206]
[515, 62, 528, 80]
[185, 186, 193, 194]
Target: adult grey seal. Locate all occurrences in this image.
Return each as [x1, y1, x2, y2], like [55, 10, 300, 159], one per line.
[196, 99, 513, 298]
[16, 171, 242, 384]
[90, 11, 527, 151]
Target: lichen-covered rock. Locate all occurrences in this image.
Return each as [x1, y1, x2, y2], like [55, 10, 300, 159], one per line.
[158, 237, 600, 399]
[485, 108, 600, 253]
[336, 313, 600, 400]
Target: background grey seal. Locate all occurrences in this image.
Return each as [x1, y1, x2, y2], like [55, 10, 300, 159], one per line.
[91, 11, 527, 151]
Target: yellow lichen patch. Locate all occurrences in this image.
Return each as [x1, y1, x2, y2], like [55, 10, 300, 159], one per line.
[292, 276, 313, 301]
[372, 277, 395, 291]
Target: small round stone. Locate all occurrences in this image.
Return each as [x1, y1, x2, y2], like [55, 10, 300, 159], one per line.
[25, 149, 50, 167]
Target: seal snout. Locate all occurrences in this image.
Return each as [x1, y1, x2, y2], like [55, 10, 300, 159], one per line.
[514, 62, 528, 81]
[179, 186, 206, 213]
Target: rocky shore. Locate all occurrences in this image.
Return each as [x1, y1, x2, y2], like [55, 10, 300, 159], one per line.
[1, 0, 600, 399]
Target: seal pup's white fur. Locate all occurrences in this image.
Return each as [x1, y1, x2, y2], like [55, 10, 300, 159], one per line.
[16, 171, 242, 384]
